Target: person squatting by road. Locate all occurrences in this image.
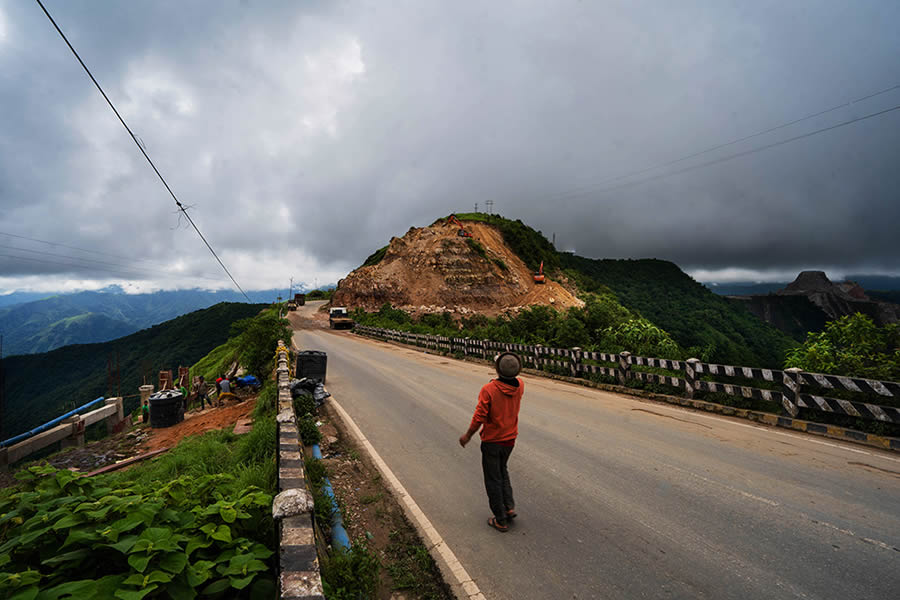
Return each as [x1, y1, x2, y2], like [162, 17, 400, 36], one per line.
[459, 352, 524, 532]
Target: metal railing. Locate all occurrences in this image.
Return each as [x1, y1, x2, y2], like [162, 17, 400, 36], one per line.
[354, 325, 900, 426]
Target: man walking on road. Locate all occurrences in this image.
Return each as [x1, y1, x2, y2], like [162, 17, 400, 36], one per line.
[459, 352, 524, 533]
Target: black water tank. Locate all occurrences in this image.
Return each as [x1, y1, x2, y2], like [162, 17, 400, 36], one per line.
[149, 390, 184, 428]
[296, 350, 327, 383]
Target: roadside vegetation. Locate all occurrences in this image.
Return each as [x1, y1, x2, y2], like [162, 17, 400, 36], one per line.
[352, 297, 686, 361]
[0, 380, 279, 599]
[0, 305, 286, 599]
[786, 313, 899, 381]
[355, 303, 900, 437]
[292, 374, 450, 599]
[784, 313, 900, 436]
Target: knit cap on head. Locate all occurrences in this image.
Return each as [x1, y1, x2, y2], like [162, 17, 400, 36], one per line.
[495, 352, 521, 378]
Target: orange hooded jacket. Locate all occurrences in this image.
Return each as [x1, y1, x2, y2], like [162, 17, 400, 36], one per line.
[469, 378, 523, 444]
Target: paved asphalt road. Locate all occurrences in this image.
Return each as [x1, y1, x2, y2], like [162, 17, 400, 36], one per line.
[293, 315, 899, 599]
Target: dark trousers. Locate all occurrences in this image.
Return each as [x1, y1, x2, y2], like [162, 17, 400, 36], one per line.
[481, 442, 515, 523]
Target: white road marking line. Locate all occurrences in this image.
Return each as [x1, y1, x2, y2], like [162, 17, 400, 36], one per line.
[800, 514, 899, 552]
[665, 463, 781, 507]
[669, 409, 900, 464]
[327, 393, 484, 600]
[862, 537, 899, 552]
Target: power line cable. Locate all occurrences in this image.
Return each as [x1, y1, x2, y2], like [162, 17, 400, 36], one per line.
[0, 243, 226, 282]
[526, 83, 900, 205]
[0, 230, 225, 280]
[34, 0, 250, 301]
[560, 103, 900, 199]
[0, 252, 204, 282]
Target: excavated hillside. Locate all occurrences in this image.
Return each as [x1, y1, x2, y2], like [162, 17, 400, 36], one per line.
[331, 220, 583, 316]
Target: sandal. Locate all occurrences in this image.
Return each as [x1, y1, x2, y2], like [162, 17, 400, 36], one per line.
[506, 509, 517, 520]
[487, 517, 509, 532]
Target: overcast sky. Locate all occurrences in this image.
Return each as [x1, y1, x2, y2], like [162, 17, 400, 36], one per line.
[1, 0, 898, 294]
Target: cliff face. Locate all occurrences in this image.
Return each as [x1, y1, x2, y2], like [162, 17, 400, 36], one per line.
[729, 271, 900, 339]
[777, 271, 900, 325]
[727, 295, 828, 341]
[331, 220, 583, 315]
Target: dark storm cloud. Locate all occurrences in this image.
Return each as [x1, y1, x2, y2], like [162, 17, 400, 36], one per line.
[1, 0, 898, 292]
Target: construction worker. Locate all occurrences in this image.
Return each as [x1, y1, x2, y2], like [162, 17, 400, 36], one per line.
[459, 352, 524, 532]
[197, 376, 209, 410]
[218, 376, 232, 406]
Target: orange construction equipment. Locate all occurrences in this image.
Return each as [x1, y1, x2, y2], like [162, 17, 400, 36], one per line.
[533, 261, 546, 284]
[448, 214, 473, 238]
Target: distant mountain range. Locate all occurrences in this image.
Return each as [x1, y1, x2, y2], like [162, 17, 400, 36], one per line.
[0, 287, 286, 356]
[720, 272, 900, 341]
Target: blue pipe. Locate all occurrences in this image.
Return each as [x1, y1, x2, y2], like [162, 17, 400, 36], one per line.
[311, 443, 350, 550]
[1, 397, 105, 448]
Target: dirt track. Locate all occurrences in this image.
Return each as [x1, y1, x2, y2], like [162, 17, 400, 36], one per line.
[139, 398, 256, 453]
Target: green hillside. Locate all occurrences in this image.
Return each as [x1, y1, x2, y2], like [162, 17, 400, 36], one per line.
[558, 255, 796, 367]
[452, 214, 796, 368]
[0, 302, 266, 440]
[20, 312, 137, 354]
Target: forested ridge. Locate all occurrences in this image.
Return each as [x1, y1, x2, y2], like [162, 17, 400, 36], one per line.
[456, 214, 795, 367]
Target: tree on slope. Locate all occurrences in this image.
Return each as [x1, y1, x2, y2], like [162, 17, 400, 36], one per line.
[785, 313, 900, 380]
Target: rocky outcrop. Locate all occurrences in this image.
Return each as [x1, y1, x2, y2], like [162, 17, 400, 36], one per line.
[777, 271, 900, 325]
[729, 271, 900, 338]
[331, 220, 583, 316]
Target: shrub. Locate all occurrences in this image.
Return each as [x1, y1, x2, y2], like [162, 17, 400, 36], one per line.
[293, 393, 316, 417]
[321, 539, 380, 600]
[785, 313, 900, 380]
[298, 414, 321, 446]
[0, 431, 277, 599]
[229, 311, 292, 379]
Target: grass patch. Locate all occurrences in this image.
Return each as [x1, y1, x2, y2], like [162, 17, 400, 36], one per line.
[321, 539, 380, 600]
[385, 535, 444, 598]
[362, 245, 389, 267]
[253, 380, 278, 419]
[190, 337, 241, 385]
[466, 237, 488, 260]
[360, 492, 383, 505]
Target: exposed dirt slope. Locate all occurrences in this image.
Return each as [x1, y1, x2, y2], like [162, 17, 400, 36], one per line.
[332, 220, 583, 316]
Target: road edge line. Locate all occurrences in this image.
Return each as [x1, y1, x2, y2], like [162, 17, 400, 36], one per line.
[327, 395, 485, 600]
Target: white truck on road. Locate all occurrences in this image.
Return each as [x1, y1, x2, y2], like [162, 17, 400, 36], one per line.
[328, 306, 354, 330]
